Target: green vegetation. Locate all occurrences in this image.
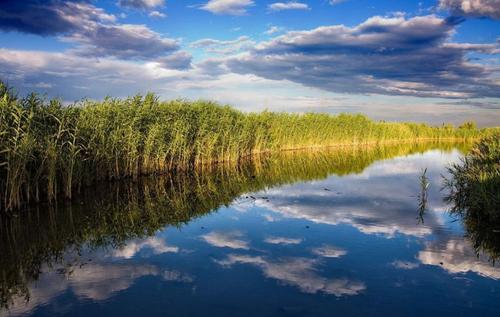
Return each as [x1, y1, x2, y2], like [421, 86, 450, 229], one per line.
[445, 134, 500, 262]
[0, 142, 466, 308]
[0, 81, 494, 210]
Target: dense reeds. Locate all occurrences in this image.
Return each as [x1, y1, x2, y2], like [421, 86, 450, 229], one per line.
[0, 81, 494, 210]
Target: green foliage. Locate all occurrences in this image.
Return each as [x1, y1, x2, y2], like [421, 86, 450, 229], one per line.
[0, 81, 491, 210]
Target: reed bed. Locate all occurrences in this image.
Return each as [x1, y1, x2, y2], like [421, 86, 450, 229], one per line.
[0, 81, 494, 210]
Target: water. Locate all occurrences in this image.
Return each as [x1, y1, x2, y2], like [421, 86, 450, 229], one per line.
[1, 144, 499, 316]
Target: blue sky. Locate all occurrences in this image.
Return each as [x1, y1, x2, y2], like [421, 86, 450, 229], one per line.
[0, 0, 499, 126]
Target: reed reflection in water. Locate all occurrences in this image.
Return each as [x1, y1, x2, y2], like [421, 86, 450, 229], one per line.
[2, 141, 499, 317]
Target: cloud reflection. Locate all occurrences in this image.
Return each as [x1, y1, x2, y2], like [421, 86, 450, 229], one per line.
[418, 239, 500, 280]
[112, 237, 179, 259]
[391, 260, 420, 270]
[312, 244, 347, 258]
[6, 263, 193, 316]
[201, 231, 250, 249]
[255, 151, 462, 238]
[216, 254, 365, 296]
[264, 236, 303, 245]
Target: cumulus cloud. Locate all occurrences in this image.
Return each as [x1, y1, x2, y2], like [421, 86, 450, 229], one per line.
[268, 2, 310, 11]
[66, 23, 179, 59]
[0, 0, 115, 36]
[118, 0, 165, 10]
[216, 254, 365, 296]
[200, 0, 255, 15]
[439, 0, 500, 19]
[0, 0, 179, 60]
[227, 15, 500, 99]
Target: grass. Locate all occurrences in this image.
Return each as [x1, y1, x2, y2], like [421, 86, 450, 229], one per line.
[0, 81, 496, 211]
[444, 134, 500, 262]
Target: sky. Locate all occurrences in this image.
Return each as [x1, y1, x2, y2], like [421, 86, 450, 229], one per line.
[0, 0, 499, 126]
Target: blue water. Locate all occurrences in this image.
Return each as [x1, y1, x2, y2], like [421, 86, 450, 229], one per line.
[1, 149, 499, 316]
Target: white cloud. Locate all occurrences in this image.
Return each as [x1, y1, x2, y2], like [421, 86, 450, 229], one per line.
[200, 0, 254, 15]
[264, 25, 284, 35]
[268, 2, 310, 11]
[149, 10, 167, 18]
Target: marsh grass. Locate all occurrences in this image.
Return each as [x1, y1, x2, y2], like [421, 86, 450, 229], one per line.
[0, 81, 495, 210]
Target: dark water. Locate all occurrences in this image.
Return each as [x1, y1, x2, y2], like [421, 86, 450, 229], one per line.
[1, 143, 499, 317]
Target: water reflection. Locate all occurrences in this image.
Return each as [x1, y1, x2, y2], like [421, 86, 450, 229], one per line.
[1, 142, 499, 316]
[417, 168, 430, 224]
[418, 239, 500, 279]
[215, 254, 366, 296]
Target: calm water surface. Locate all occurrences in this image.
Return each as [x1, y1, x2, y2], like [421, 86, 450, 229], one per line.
[1, 144, 499, 316]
